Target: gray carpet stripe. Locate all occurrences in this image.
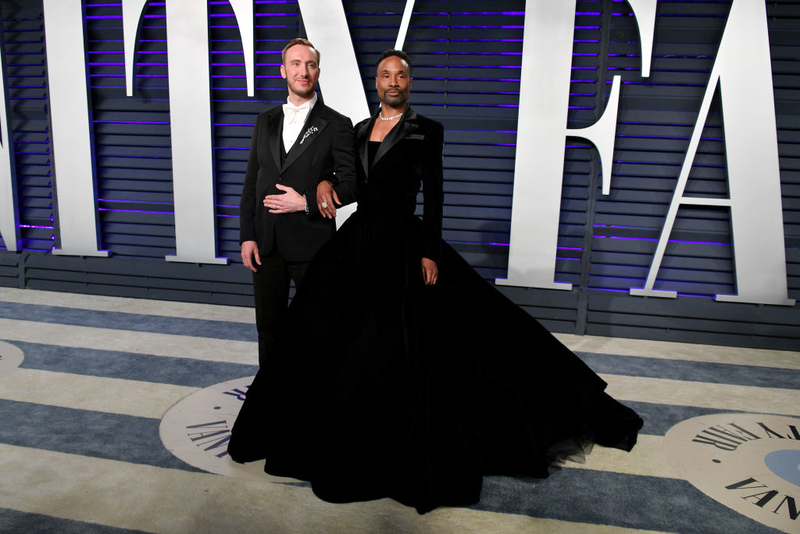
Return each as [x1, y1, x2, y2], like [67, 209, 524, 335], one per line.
[0, 507, 150, 534]
[0, 393, 769, 468]
[0, 302, 257, 342]
[0, 390, 770, 464]
[9, 341, 258, 388]
[7, 337, 798, 394]
[475, 471, 783, 534]
[578, 352, 800, 390]
[0, 399, 200, 473]
[622, 401, 771, 437]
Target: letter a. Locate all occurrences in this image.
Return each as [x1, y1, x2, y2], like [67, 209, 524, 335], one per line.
[631, 0, 794, 306]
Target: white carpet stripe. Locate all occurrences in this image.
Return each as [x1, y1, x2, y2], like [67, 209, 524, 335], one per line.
[558, 333, 800, 370]
[0, 443, 667, 534]
[602, 374, 800, 416]
[0, 287, 254, 323]
[0, 318, 257, 365]
[569, 435, 681, 480]
[0, 368, 197, 419]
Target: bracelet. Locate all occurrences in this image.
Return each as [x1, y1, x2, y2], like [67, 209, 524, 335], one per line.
[303, 194, 309, 216]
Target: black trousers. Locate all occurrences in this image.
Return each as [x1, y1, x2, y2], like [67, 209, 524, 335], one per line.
[252, 247, 310, 368]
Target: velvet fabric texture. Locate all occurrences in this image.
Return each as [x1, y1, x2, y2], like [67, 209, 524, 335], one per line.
[228, 108, 643, 514]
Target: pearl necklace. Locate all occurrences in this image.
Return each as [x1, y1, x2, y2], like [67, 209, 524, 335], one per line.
[379, 110, 404, 121]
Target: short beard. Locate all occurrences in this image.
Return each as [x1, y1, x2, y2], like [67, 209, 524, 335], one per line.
[383, 93, 407, 108]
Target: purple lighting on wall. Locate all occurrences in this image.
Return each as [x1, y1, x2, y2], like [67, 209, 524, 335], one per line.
[470, 241, 583, 257]
[98, 207, 173, 215]
[19, 224, 55, 230]
[595, 235, 731, 247]
[450, 26, 523, 30]
[92, 120, 169, 125]
[98, 198, 173, 205]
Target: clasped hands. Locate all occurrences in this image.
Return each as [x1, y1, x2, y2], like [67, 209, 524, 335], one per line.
[257, 181, 437, 285]
[263, 182, 341, 219]
[264, 183, 306, 214]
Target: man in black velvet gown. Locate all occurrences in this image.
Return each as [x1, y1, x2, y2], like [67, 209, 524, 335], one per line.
[229, 49, 644, 515]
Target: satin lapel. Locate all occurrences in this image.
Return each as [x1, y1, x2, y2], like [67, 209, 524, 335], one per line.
[372, 108, 419, 168]
[356, 114, 377, 176]
[267, 110, 282, 170]
[282, 106, 330, 173]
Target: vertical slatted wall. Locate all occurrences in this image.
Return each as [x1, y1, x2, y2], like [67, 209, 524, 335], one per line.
[0, 0, 798, 349]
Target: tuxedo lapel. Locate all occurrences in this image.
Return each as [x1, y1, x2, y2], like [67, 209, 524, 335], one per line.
[372, 107, 419, 168]
[356, 115, 376, 177]
[267, 110, 283, 170]
[281, 105, 330, 173]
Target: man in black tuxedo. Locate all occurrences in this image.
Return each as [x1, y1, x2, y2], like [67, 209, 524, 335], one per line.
[239, 38, 356, 368]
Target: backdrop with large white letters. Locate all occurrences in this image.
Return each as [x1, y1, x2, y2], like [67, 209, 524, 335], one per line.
[0, 0, 797, 348]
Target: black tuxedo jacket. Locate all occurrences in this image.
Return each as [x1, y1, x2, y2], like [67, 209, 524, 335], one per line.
[240, 101, 357, 262]
[354, 106, 444, 262]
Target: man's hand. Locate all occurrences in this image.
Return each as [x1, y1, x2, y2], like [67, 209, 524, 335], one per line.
[422, 257, 438, 286]
[264, 184, 306, 214]
[241, 240, 261, 273]
[317, 180, 341, 219]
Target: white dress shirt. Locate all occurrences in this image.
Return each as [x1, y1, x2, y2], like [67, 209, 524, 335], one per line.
[282, 93, 318, 152]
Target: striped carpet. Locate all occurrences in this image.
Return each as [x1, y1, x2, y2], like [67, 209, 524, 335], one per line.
[0, 287, 797, 533]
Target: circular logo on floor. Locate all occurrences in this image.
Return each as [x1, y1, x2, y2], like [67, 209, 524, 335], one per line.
[0, 341, 24, 377]
[664, 413, 800, 533]
[160, 376, 270, 481]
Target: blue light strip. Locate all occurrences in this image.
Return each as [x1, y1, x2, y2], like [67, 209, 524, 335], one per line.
[594, 235, 731, 247]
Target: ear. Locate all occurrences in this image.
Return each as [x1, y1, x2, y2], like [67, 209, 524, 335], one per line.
[375, 76, 379, 90]
[280, 64, 287, 79]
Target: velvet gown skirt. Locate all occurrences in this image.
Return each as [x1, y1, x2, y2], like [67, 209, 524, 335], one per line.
[228, 211, 644, 514]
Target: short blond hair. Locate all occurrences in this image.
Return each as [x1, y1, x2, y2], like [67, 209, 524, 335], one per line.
[282, 38, 320, 65]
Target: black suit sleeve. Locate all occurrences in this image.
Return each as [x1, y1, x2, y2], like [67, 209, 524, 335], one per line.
[239, 113, 262, 244]
[331, 115, 357, 207]
[303, 114, 357, 219]
[421, 121, 444, 262]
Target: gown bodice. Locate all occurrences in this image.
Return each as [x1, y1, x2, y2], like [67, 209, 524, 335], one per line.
[355, 140, 423, 221]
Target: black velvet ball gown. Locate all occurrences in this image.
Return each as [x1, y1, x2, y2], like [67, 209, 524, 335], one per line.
[228, 108, 643, 514]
